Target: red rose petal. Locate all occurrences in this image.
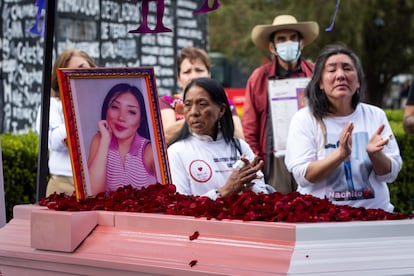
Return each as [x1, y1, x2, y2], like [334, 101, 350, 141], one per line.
[189, 231, 199, 241]
[39, 183, 411, 223]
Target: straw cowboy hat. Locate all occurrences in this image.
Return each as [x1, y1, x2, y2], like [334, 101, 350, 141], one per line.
[251, 15, 319, 51]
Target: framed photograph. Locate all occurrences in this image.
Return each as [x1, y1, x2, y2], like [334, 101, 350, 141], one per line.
[57, 67, 171, 200]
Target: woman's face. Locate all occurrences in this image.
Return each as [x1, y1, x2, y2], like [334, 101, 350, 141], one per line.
[66, 55, 91, 68]
[184, 85, 224, 137]
[106, 92, 141, 141]
[319, 54, 360, 104]
[178, 58, 210, 92]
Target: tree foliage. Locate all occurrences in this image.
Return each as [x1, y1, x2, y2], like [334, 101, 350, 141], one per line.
[208, 0, 414, 107]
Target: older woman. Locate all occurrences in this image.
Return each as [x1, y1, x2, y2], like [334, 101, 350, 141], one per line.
[168, 78, 269, 199]
[159, 47, 244, 144]
[285, 45, 402, 212]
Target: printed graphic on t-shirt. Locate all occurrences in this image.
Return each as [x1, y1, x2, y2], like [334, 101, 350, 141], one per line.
[189, 160, 212, 183]
[213, 156, 238, 171]
[324, 131, 375, 201]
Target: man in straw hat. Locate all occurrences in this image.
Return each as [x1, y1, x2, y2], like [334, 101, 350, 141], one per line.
[242, 15, 319, 193]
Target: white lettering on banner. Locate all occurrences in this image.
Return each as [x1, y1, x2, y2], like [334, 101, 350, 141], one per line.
[157, 35, 173, 46]
[141, 45, 159, 55]
[158, 56, 174, 66]
[127, 60, 141, 67]
[159, 67, 174, 76]
[101, 21, 110, 40]
[177, 39, 194, 48]
[15, 107, 36, 120]
[3, 82, 12, 103]
[58, 0, 100, 16]
[141, 55, 157, 65]
[4, 20, 24, 38]
[57, 41, 100, 59]
[101, 1, 121, 21]
[101, 40, 137, 59]
[104, 61, 127, 67]
[9, 3, 37, 20]
[14, 41, 44, 64]
[101, 22, 127, 39]
[13, 64, 43, 88]
[161, 78, 174, 87]
[177, 28, 202, 40]
[177, 19, 197, 28]
[142, 35, 156, 45]
[177, 0, 198, 9]
[121, 3, 139, 22]
[176, 9, 194, 18]
[3, 104, 11, 132]
[2, 39, 11, 59]
[2, 60, 17, 73]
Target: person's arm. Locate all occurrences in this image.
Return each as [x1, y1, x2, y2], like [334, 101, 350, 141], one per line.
[167, 144, 192, 194]
[87, 121, 111, 195]
[285, 109, 336, 187]
[365, 124, 392, 175]
[143, 143, 155, 175]
[161, 108, 185, 144]
[305, 122, 353, 183]
[403, 105, 414, 133]
[48, 98, 68, 151]
[242, 77, 260, 153]
[232, 115, 245, 139]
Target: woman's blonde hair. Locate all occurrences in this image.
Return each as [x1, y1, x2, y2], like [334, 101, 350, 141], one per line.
[51, 49, 97, 98]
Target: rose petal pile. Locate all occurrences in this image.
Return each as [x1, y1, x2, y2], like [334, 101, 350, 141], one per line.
[38, 184, 411, 222]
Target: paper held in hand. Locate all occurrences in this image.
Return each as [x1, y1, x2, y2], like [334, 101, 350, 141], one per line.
[268, 77, 310, 157]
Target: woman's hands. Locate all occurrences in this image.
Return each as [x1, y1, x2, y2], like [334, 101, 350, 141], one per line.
[337, 121, 353, 161]
[218, 156, 264, 197]
[366, 124, 389, 155]
[366, 124, 392, 175]
[97, 120, 112, 144]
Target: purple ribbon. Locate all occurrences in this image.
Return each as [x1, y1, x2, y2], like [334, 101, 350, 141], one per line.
[325, 0, 341, 32]
[193, 0, 221, 14]
[26, 0, 46, 36]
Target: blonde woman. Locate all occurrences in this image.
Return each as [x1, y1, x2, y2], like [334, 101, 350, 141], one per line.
[37, 49, 97, 196]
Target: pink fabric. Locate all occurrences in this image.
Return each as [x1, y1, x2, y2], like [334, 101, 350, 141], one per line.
[106, 133, 156, 191]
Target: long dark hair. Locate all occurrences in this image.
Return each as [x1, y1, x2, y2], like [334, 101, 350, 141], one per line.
[170, 78, 241, 154]
[101, 83, 150, 140]
[305, 44, 365, 121]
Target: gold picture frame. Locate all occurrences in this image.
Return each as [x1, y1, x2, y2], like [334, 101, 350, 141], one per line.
[57, 67, 171, 200]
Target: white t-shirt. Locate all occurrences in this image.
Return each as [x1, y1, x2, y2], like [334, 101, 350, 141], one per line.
[168, 133, 268, 200]
[36, 97, 72, 176]
[285, 103, 402, 212]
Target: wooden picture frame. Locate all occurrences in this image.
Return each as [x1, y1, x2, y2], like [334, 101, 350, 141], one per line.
[57, 67, 170, 200]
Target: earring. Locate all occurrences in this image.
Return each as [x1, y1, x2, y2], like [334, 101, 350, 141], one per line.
[218, 120, 221, 129]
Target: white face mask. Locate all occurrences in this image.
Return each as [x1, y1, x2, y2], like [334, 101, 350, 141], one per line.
[276, 41, 301, 62]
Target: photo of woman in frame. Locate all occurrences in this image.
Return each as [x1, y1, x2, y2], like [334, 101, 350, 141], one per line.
[57, 68, 170, 200]
[88, 83, 156, 195]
